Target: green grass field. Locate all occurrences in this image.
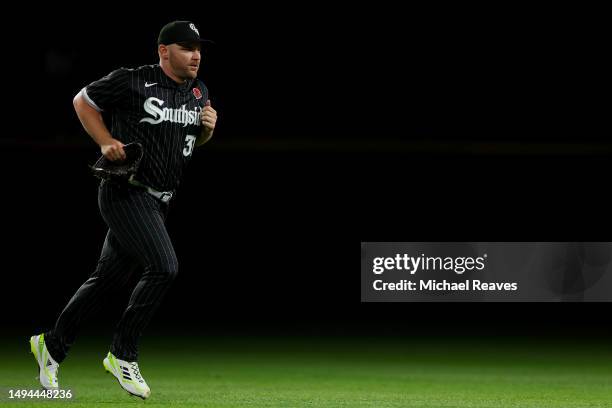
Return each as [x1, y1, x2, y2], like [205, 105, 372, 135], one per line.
[1, 335, 611, 407]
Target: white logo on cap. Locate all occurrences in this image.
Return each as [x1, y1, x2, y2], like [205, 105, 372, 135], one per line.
[189, 23, 200, 36]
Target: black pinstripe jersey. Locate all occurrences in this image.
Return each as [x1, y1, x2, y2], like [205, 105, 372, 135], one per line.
[83, 64, 208, 192]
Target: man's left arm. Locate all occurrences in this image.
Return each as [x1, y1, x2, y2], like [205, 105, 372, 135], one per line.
[196, 99, 217, 147]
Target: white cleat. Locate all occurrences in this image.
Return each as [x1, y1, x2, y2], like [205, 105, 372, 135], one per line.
[29, 334, 59, 390]
[103, 352, 151, 399]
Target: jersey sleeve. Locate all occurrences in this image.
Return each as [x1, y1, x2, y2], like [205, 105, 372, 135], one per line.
[82, 68, 130, 112]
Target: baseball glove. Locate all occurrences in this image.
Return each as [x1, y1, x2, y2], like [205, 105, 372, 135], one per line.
[90, 142, 143, 182]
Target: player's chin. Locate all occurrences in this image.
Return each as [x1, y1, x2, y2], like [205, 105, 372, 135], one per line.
[186, 66, 199, 77]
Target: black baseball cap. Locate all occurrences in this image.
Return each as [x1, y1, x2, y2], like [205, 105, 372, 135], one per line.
[157, 21, 212, 46]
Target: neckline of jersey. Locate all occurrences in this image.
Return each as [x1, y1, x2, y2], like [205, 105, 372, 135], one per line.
[154, 64, 196, 92]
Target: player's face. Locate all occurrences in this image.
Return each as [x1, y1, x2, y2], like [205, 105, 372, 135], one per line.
[166, 43, 201, 80]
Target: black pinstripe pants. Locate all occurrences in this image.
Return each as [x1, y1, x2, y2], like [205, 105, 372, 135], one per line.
[45, 180, 178, 362]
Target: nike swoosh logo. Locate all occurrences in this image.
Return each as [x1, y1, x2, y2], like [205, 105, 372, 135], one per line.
[144, 82, 157, 87]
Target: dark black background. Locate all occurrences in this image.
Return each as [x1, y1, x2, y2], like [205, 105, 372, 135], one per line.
[2, 4, 611, 339]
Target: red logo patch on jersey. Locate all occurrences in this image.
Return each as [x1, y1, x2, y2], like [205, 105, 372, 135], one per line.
[192, 87, 202, 100]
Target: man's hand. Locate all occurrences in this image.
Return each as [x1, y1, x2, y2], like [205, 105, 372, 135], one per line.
[200, 99, 217, 131]
[101, 139, 126, 161]
[197, 99, 217, 146]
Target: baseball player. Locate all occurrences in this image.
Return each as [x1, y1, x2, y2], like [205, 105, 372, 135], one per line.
[29, 20, 217, 399]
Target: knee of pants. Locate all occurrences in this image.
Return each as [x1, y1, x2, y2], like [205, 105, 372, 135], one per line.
[145, 258, 179, 281]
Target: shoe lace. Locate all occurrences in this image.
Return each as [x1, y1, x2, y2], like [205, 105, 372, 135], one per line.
[130, 362, 143, 382]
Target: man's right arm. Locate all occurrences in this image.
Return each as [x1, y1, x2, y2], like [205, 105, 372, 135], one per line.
[73, 91, 126, 161]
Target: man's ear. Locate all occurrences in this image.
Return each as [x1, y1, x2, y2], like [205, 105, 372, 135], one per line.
[158, 44, 169, 60]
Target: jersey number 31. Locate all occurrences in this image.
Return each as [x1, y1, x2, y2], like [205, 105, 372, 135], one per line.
[183, 135, 197, 157]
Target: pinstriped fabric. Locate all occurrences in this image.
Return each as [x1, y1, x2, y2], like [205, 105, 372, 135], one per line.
[111, 191, 177, 360]
[85, 69, 130, 111]
[102, 182, 177, 361]
[85, 64, 207, 192]
[44, 228, 138, 363]
[45, 181, 178, 362]
[45, 62, 205, 364]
